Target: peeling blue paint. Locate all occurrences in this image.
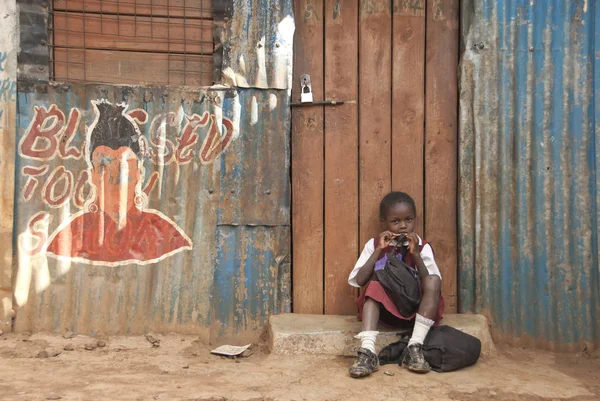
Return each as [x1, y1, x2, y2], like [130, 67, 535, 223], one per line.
[460, 0, 599, 350]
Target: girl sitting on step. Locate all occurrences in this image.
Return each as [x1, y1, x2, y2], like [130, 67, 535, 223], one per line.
[347, 191, 444, 377]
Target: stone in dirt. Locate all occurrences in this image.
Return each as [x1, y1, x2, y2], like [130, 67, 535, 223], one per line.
[37, 350, 49, 358]
[84, 343, 97, 351]
[48, 349, 62, 357]
[63, 344, 75, 351]
[145, 334, 160, 347]
[46, 396, 62, 400]
[96, 340, 107, 348]
[62, 331, 75, 339]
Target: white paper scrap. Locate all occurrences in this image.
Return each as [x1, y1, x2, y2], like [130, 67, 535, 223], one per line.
[210, 344, 252, 357]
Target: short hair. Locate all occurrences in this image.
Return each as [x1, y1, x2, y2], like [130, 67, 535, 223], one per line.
[89, 102, 141, 159]
[379, 191, 416, 218]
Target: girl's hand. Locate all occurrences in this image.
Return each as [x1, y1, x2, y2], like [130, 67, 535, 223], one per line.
[406, 233, 420, 255]
[378, 231, 399, 249]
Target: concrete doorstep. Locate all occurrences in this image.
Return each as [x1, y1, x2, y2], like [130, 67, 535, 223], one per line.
[268, 313, 497, 357]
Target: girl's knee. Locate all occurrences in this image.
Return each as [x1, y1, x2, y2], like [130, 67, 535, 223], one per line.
[364, 297, 376, 305]
[423, 275, 441, 294]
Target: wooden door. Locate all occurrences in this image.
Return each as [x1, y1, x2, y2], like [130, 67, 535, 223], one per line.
[292, 0, 459, 315]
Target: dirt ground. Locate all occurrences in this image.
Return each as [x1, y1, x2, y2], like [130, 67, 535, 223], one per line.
[0, 332, 598, 401]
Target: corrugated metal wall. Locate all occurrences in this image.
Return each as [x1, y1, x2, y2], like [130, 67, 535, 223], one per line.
[11, 0, 294, 344]
[459, 0, 599, 350]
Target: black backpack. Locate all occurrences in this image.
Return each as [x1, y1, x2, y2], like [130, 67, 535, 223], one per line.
[378, 325, 482, 372]
[373, 252, 421, 317]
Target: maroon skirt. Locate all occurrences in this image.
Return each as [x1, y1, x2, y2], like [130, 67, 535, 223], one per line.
[357, 280, 445, 328]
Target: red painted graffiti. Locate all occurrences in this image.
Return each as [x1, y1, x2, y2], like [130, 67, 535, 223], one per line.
[19, 105, 65, 160]
[72, 170, 91, 209]
[200, 115, 235, 165]
[22, 165, 50, 201]
[19, 101, 237, 264]
[175, 112, 210, 164]
[19, 212, 51, 256]
[42, 166, 74, 207]
[58, 108, 82, 159]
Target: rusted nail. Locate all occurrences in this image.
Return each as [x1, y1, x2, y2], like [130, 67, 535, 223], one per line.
[478, 42, 485, 50]
[275, 42, 281, 48]
[266, 190, 272, 195]
[208, 188, 215, 194]
[529, 46, 534, 52]
[40, 39, 47, 46]
[38, 66, 45, 71]
[230, 189, 235, 194]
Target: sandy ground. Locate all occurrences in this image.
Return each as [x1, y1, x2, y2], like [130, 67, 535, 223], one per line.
[0, 332, 598, 401]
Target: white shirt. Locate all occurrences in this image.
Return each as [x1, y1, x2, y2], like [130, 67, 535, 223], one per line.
[348, 236, 442, 288]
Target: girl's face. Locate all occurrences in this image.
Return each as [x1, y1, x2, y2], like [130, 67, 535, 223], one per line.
[381, 202, 416, 235]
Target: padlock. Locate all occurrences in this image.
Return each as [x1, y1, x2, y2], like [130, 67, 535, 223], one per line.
[300, 74, 313, 103]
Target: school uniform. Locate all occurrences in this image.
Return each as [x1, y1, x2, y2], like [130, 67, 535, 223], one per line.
[348, 235, 445, 326]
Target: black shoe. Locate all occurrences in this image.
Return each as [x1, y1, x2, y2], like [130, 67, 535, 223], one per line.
[402, 343, 431, 373]
[349, 347, 379, 378]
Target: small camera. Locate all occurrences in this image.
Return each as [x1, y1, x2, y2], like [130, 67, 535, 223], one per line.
[391, 234, 409, 249]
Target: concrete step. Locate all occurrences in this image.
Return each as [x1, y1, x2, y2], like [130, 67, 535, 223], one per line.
[268, 313, 496, 357]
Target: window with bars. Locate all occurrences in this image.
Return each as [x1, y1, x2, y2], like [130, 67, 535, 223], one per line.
[49, 0, 214, 86]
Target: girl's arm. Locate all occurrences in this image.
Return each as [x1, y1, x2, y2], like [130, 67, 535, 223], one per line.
[412, 253, 430, 281]
[355, 248, 383, 287]
[406, 233, 430, 281]
[355, 231, 397, 287]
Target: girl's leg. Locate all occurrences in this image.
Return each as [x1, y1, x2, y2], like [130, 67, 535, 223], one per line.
[349, 297, 381, 378]
[418, 275, 441, 319]
[405, 275, 441, 373]
[362, 297, 380, 331]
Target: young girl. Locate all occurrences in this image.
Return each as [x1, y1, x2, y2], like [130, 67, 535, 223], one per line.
[348, 192, 444, 377]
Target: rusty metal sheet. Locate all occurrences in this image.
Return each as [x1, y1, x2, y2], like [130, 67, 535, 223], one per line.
[18, 0, 50, 82]
[218, 89, 290, 225]
[459, 0, 599, 351]
[12, 82, 290, 339]
[221, 0, 295, 89]
[210, 225, 290, 343]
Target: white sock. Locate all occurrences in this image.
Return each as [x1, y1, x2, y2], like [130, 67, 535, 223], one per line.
[355, 330, 378, 353]
[408, 314, 434, 346]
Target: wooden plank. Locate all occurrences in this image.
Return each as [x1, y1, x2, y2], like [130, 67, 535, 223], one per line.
[53, 12, 213, 54]
[291, 0, 324, 314]
[359, 0, 392, 247]
[391, 0, 425, 235]
[53, 0, 212, 19]
[53, 48, 212, 86]
[425, 0, 459, 312]
[324, 0, 359, 315]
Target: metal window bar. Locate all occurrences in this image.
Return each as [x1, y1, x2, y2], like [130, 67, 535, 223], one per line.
[49, 0, 214, 86]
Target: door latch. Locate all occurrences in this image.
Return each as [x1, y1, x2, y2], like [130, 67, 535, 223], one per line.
[300, 74, 313, 103]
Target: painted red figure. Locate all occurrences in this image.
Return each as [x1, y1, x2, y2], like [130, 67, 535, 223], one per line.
[45, 101, 192, 265]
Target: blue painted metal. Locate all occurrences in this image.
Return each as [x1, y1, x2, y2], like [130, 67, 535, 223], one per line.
[12, 83, 291, 343]
[218, 89, 290, 225]
[459, 0, 599, 350]
[211, 225, 290, 341]
[221, 0, 295, 89]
